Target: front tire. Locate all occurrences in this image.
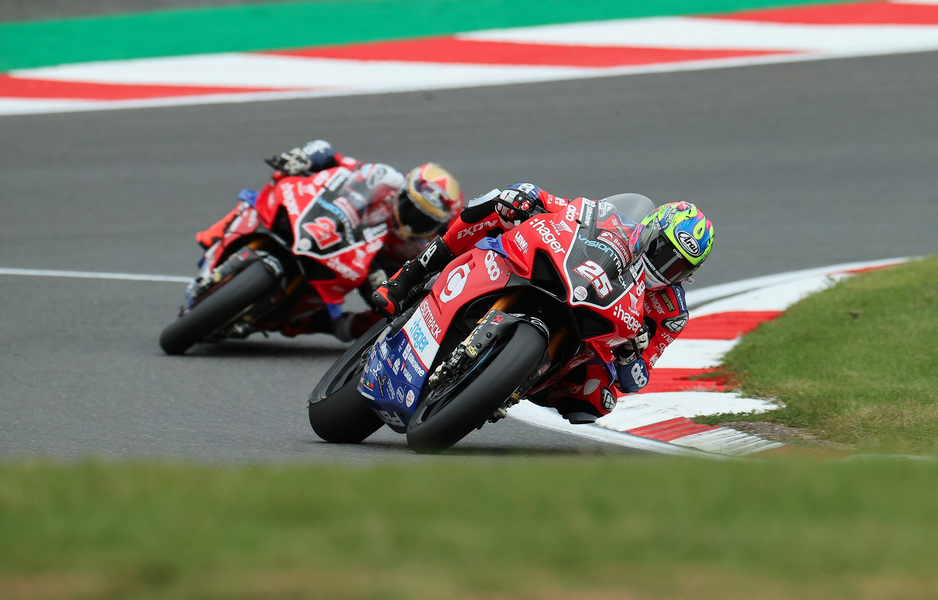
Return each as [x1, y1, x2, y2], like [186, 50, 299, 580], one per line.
[307, 320, 386, 443]
[406, 322, 547, 454]
[159, 260, 278, 355]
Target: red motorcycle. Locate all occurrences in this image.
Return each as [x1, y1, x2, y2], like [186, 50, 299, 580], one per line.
[159, 161, 403, 355]
[308, 194, 654, 453]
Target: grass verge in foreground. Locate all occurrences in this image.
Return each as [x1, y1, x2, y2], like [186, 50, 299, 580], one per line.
[711, 256, 938, 453]
[2, 458, 938, 600]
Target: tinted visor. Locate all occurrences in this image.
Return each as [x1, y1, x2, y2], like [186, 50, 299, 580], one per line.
[644, 233, 695, 285]
[397, 191, 444, 236]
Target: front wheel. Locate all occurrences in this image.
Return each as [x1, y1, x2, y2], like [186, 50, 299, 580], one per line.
[159, 260, 278, 355]
[307, 320, 386, 443]
[406, 322, 547, 454]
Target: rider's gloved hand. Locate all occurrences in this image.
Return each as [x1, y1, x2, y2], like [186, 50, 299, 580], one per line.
[614, 323, 651, 365]
[612, 323, 651, 394]
[300, 140, 339, 171]
[274, 147, 313, 176]
[495, 188, 539, 226]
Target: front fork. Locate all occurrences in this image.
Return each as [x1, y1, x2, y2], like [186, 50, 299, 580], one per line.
[184, 241, 288, 314]
[426, 289, 559, 422]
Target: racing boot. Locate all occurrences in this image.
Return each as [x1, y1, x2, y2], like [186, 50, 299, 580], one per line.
[195, 205, 241, 249]
[372, 237, 456, 318]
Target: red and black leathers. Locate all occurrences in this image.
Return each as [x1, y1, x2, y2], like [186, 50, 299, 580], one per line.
[375, 182, 690, 418]
[196, 141, 435, 339]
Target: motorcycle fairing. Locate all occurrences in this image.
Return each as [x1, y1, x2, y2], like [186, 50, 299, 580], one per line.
[198, 201, 266, 278]
[499, 199, 647, 363]
[358, 246, 516, 431]
[255, 167, 397, 305]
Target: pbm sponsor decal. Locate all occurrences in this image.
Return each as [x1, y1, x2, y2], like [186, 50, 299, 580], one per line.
[676, 230, 701, 256]
[440, 264, 470, 303]
[528, 218, 566, 254]
[573, 286, 588, 301]
[405, 389, 415, 408]
[512, 231, 529, 254]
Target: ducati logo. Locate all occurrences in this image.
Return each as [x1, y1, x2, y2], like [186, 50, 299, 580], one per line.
[628, 292, 640, 315]
[551, 219, 572, 235]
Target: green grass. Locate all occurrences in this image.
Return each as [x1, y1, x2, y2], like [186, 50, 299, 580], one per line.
[716, 256, 938, 453]
[3, 458, 938, 599]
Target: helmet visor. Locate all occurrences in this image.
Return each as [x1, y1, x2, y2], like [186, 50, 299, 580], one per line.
[644, 233, 696, 286]
[397, 191, 444, 236]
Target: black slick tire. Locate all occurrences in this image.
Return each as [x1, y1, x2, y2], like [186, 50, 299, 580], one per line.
[406, 322, 546, 454]
[307, 320, 386, 444]
[159, 260, 277, 355]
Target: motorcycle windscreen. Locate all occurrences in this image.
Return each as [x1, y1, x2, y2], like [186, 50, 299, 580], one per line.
[563, 226, 640, 309]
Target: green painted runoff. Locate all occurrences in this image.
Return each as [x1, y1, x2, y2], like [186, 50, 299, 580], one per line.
[1, 0, 849, 71]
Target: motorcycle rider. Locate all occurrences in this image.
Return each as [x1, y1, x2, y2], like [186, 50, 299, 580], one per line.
[372, 183, 714, 423]
[196, 140, 464, 341]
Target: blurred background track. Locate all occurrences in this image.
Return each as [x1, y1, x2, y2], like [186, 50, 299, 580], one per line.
[1, 1, 936, 461]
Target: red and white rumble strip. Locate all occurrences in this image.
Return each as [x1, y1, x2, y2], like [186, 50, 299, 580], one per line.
[511, 257, 911, 458]
[3, 1, 938, 116]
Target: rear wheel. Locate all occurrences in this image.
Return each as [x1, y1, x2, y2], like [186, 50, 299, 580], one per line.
[406, 322, 546, 454]
[159, 260, 278, 355]
[307, 320, 386, 443]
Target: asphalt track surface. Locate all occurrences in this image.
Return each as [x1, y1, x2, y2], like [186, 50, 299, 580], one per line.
[2, 49, 937, 461]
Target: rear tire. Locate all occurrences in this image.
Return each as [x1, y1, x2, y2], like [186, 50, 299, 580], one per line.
[307, 320, 386, 444]
[406, 322, 546, 454]
[159, 260, 278, 355]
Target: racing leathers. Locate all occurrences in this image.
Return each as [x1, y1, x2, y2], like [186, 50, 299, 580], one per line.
[195, 140, 434, 341]
[374, 183, 690, 422]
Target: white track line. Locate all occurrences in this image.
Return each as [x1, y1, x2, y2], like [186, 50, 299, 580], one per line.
[463, 17, 938, 52]
[3, 50, 933, 118]
[0, 267, 190, 283]
[514, 258, 915, 456]
[509, 403, 724, 458]
[12, 54, 585, 89]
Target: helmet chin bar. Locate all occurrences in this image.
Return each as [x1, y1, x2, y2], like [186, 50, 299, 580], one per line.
[641, 256, 670, 290]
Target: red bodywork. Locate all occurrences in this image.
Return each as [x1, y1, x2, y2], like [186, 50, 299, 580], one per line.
[417, 197, 646, 404]
[198, 164, 402, 312]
